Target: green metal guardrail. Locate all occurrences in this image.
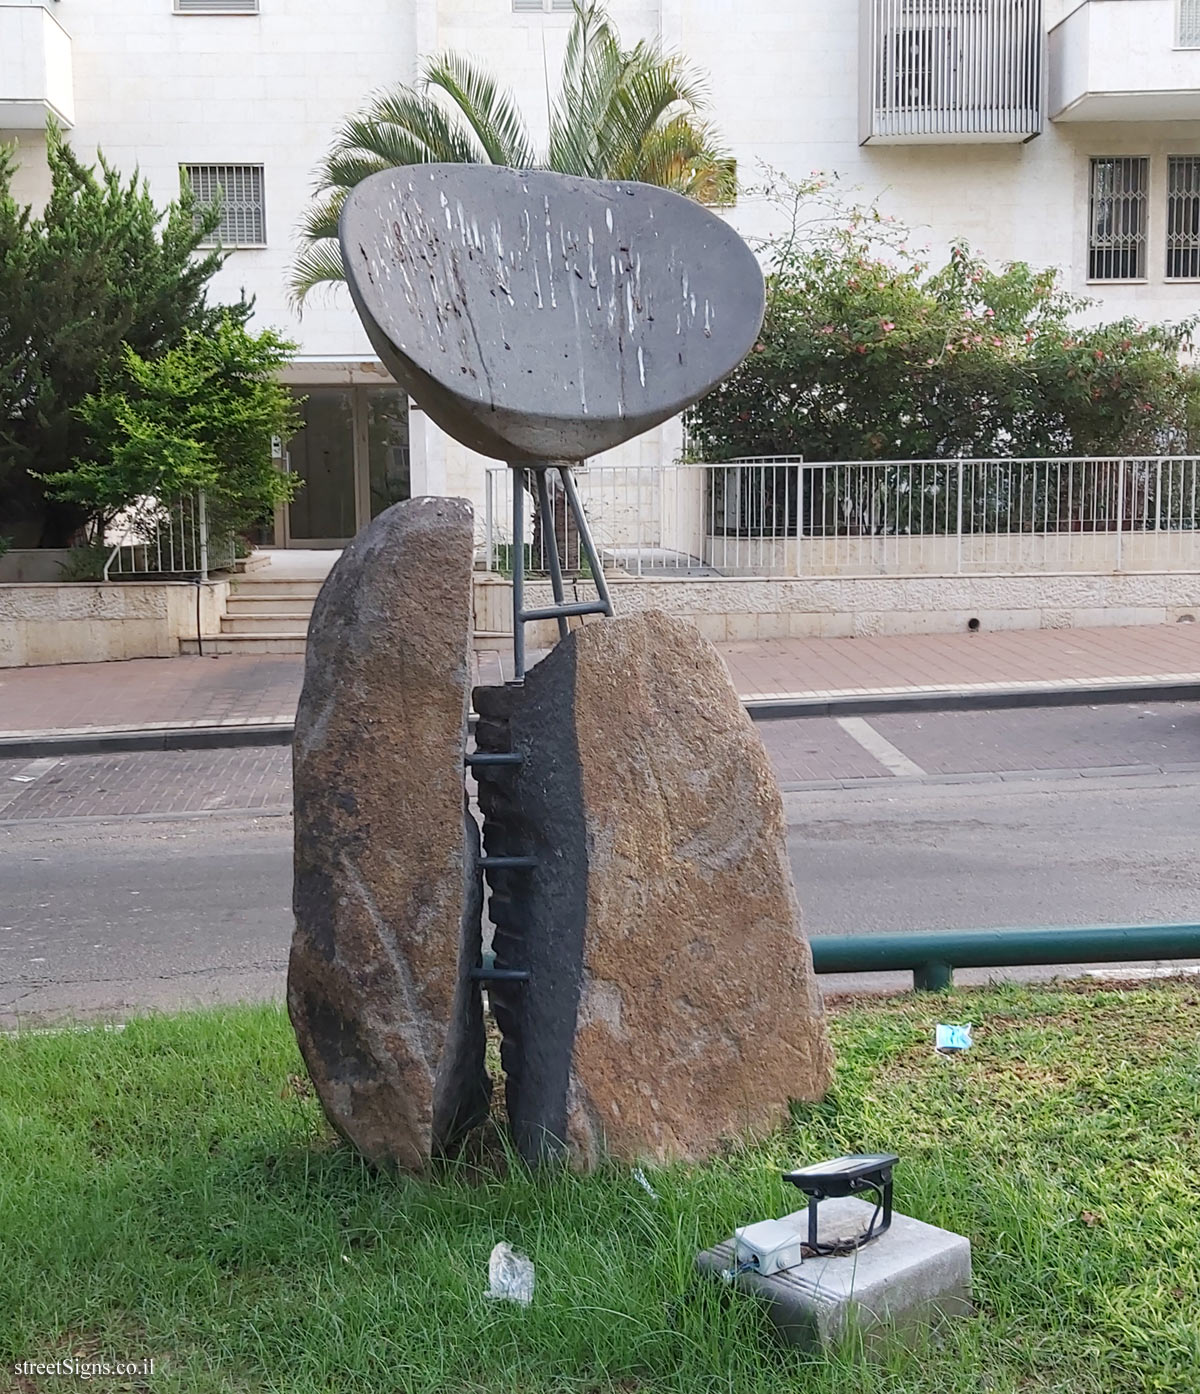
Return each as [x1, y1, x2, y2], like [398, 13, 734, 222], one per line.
[808, 924, 1200, 991]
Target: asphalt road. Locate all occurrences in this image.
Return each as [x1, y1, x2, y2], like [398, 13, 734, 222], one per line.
[2, 702, 1199, 1023]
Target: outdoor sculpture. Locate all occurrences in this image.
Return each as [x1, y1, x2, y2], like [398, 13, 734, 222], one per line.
[339, 163, 765, 674]
[289, 164, 833, 1170]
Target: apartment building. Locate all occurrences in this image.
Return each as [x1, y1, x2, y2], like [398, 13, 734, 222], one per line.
[3, 0, 1199, 548]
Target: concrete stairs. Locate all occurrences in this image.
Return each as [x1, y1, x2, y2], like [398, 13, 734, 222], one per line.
[178, 549, 508, 656]
[180, 576, 320, 654]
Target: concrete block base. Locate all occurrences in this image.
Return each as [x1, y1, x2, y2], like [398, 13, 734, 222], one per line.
[697, 1197, 972, 1354]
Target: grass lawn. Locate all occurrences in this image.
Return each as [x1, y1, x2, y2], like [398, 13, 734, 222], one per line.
[1, 981, 1198, 1393]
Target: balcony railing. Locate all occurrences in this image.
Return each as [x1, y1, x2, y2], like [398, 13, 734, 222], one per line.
[860, 0, 1043, 144]
[0, 0, 73, 129]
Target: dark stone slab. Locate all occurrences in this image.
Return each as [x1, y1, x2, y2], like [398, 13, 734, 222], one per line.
[473, 665, 588, 1165]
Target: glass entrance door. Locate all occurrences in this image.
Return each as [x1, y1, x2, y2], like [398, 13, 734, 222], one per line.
[367, 387, 411, 519]
[283, 387, 410, 546]
[285, 388, 357, 546]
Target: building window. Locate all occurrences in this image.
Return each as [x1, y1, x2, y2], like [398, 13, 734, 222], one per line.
[512, 0, 573, 12]
[174, 0, 259, 12]
[1178, 0, 1200, 47]
[1167, 156, 1200, 278]
[181, 164, 266, 247]
[1088, 156, 1148, 281]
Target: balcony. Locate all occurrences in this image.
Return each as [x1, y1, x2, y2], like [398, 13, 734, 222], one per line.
[1050, 0, 1200, 121]
[0, 0, 73, 130]
[860, 0, 1043, 144]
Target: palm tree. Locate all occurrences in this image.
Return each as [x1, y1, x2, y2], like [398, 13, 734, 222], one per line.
[290, 0, 735, 303]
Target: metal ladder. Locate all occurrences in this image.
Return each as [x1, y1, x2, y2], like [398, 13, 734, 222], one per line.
[507, 462, 614, 681]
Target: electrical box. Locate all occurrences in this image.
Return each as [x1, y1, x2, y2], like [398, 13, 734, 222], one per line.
[733, 1218, 806, 1277]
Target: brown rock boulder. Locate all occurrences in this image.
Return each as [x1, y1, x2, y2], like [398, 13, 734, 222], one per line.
[474, 610, 833, 1167]
[289, 497, 489, 1169]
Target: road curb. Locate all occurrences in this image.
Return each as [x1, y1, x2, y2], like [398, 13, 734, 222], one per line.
[744, 679, 1200, 721]
[2, 678, 1199, 758]
[0, 723, 294, 759]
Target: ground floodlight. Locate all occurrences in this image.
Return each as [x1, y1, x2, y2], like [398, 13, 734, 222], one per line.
[782, 1153, 899, 1254]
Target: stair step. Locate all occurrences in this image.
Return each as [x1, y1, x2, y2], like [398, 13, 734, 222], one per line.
[225, 596, 316, 617]
[230, 579, 324, 600]
[181, 635, 308, 655]
[222, 615, 311, 636]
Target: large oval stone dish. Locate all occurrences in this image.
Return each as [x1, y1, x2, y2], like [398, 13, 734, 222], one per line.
[339, 164, 765, 461]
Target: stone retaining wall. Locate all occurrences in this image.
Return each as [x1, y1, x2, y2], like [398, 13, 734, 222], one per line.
[0, 580, 229, 667]
[473, 571, 1200, 644]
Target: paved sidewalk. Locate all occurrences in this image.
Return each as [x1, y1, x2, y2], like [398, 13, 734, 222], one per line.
[1, 623, 1199, 744]
[720, 622, 1200, 703]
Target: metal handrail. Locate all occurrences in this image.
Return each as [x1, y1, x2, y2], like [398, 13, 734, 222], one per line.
[102, 489, 218, 582]
[809, 923, 1200, 990]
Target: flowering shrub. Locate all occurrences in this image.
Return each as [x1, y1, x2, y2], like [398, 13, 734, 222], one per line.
[686, 174, 1200, 463]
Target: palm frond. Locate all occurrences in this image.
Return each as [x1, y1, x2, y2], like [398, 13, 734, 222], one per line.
[321, 91, 481, 176]
[292, 0, 733, 298]
[289, 240, 349, 306]
[615, 114, 736, 204]
[549, 1, 627, 177]
[297, 191, 347, 243]
[293, 84, 484, 299]
[422, 52, 536, 168]
[601, 63, 695, 179]
[322, 152, 409, 196]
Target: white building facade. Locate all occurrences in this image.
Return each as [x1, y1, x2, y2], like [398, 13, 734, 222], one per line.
[3, 0, 1200, 546]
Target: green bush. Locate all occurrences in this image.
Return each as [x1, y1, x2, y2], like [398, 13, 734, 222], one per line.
[40, 315, 303, 541]
[687, 173, 1200, 465]
[59, 542, 110, 582]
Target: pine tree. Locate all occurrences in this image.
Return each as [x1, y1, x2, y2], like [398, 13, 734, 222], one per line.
[0, 124, 234, 545]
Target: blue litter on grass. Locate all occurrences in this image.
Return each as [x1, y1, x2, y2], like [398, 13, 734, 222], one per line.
[935, 1024, 973, 1052]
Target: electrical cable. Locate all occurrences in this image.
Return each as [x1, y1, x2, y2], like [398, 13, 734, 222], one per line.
[801, 1182, 886, 1257]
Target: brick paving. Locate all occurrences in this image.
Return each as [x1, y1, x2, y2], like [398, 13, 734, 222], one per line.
[755, 718, 888, 783]
[0, 655, 303, 737]
[1, 624, 1199, 739]
[0, 747, 291, 821]
[719, 623, 1200, 700]
[5, 699, 1198, 821]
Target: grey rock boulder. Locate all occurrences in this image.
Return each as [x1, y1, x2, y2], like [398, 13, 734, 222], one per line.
[289, 496, 489, 1169]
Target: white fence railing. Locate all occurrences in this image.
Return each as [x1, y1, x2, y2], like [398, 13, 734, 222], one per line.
[480, 457, 1200, 579]
[104, 491, 235, 581]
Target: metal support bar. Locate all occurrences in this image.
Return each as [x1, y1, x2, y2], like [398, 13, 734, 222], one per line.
[533, 467, 569, 640]
[506, 459, 613, 684]
[197, 489, 210, 583]
[519, 601, 610, 622]
[464, 752, 523, 768]
[559, 464, 613, 614]
[479, 855, 537, 870]
[470, 967, 531, 983]
[511, 465, 526, 681]
[809, 923, 1200, 992]
[913, 960, 954, 992]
